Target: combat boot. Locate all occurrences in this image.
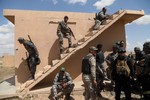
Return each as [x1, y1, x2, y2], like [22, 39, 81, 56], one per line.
[55, 97, 58, 100]
[65, 93, 71, 100]
[28, 75, 34, 80]
[68, 44, 72, 48]
[60, 48, 64, 54]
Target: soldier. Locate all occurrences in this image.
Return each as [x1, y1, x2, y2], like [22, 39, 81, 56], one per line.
[112, 47, 134, 100]
[51, 67, 74, 100]
[18, 37, 40, 80]
[95, 44, 109, 97]
[134, 47, 145, 77]
[139, 42, 150, 100]
[105, 44, 119, 88]
[82, 46, 97, 100]
[116, 40, 124, 49]
[57, 16, 74, 53]
[96, 44, 109, 80]
[93, 7, 111, 30]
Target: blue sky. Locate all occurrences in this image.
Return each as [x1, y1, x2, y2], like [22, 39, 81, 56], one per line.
[0, 0, 150, 56]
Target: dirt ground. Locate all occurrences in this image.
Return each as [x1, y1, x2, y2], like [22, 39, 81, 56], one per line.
[0, 66, 15, 82]
[0, 67, 142, 100]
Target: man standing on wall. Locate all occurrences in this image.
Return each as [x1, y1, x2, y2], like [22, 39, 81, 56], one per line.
[93, 7, 111, 30]
[57, 16, 75, 54]
[82, 46, 97, 100]
[18, 37, 40, 80]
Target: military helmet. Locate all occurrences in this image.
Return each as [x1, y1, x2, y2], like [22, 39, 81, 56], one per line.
[134, 47, 140, 51]
[118, 47, 126, 53]
[120, 40, 124, 44]
[143, 42, 150, 52]
[89, 46, 98, 51]
[113, 44, 119, 49]
[102, 7, 107, 11]
[18, 37, 24, 41]
[60, 67, 65, 72]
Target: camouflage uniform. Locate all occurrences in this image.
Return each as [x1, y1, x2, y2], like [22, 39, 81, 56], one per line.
[57, 20, 72, 52]
[106, 52, 118, 80]
[139, 42, 150, 100]
[18, 38, 40, 80]
[82, 53, 96, 100]
[52, 71, 74, 100]
[134, 47, 145, 76]
[93, 8, 107, 30]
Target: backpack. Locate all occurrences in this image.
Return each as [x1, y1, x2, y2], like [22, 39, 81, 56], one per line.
[116, 60, 130, 77]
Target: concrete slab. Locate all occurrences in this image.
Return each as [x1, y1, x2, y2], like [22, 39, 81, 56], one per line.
[0, 76, 16, 96]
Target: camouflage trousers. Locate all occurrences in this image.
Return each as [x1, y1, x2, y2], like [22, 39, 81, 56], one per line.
[93, 20, 101, 30]
[82, 74, 95, 100]
[58, 32, 72, 50]
[27, 55, 37, 79]
[52, 83, 74, 98]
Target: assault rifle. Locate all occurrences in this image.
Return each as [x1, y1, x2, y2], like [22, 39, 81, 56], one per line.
[28, 35, 33, 43]
[68, 27, 76, 40]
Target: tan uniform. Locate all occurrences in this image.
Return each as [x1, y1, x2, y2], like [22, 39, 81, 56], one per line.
[82, 53, 96, 100]
[57, 21, 72, 51]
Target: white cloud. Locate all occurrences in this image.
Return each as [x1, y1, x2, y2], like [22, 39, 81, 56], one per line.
[0, 22, 15, 56]
[93, 0, 115, 10]
[52, 0, 58, 5]
[146, 38, 150, 42]
[126, 41, 144, 52]
[64, 0, 87, 5]
[133, 15, 150, 25]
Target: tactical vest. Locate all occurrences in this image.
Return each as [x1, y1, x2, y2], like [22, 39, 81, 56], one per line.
[82, 55, 92, 74]
[24, 40, 36, 55]
[116, 60, 130, 77]
[60, 21, 69, 34]
[58, 72, 68, 83]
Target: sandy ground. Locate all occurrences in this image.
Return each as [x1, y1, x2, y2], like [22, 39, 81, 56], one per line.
[0, 67, 15, 82]
[0, 67, 142, 100]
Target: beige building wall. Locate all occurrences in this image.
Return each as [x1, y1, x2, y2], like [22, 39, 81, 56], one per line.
[1, 55, 15, 67]
[36, 20, 126, 88]
[3, 9, 144, 89]
[0, 57, 2, 67]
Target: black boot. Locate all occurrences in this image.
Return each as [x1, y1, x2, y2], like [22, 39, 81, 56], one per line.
[68, 44, 72, 48]
[55, 97, 58, 100]
[60, 48, 64, 54]
[28, 75, 34, 80]
[65, 93, 71, 100]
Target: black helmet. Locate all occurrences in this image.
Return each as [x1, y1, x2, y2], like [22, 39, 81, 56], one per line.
[118, 47, 126, 53]
[143, 42, 150, 52]
[18, 37, 24, 41]
[113, 44, 119, 49]
[134, 47, 140, 51]
[102, 7, 107, 11]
